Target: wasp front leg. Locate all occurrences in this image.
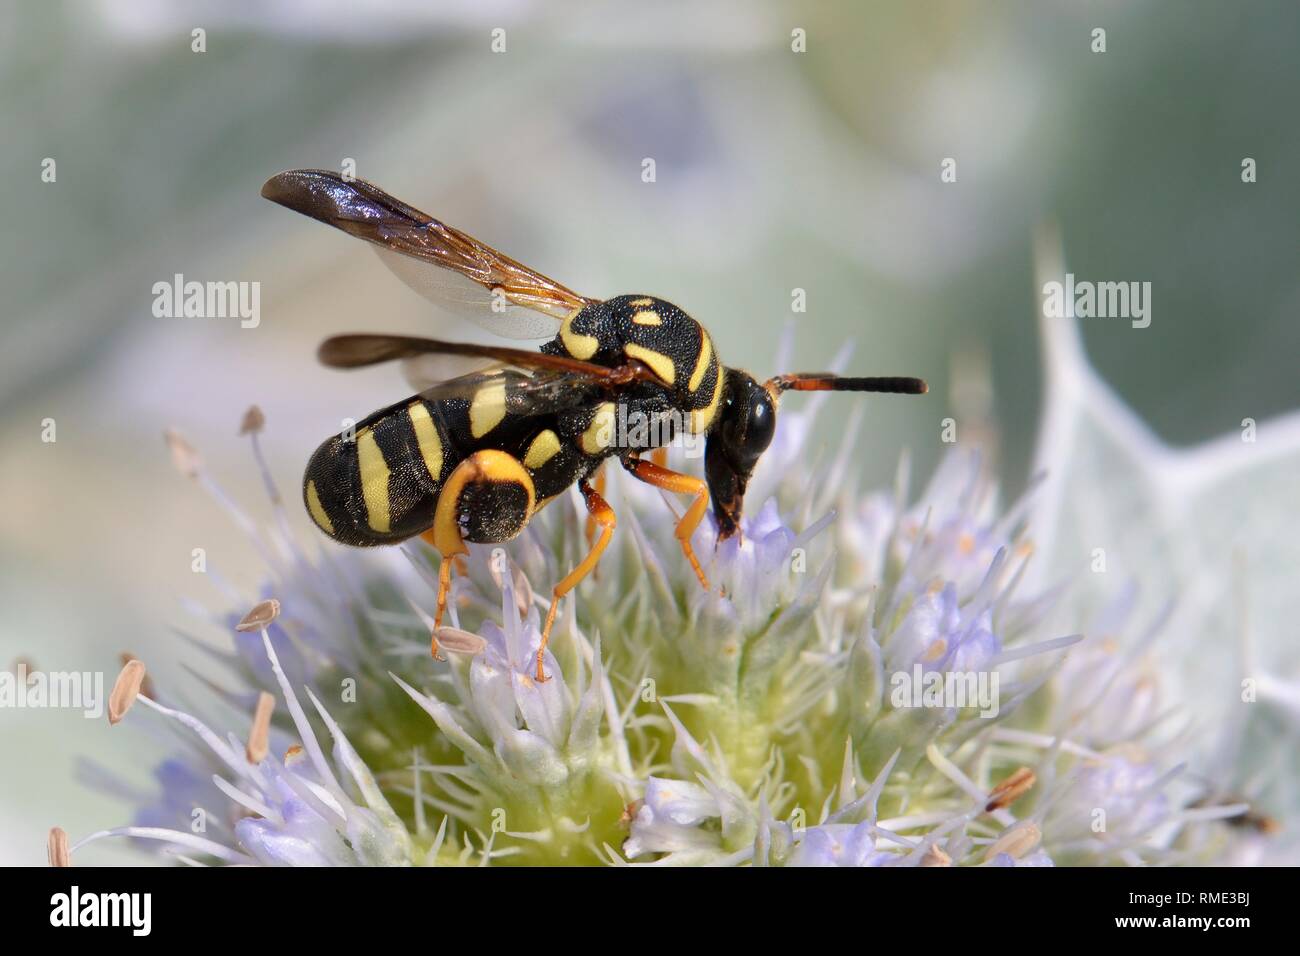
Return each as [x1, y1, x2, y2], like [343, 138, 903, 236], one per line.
[622, 457, 711, 592]
[538, 478, 616, 682]
[584, 462, 607, 550]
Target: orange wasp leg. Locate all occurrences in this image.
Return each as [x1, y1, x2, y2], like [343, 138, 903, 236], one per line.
[584, 463, 607, 550]
[622, 457, 711, 592]
[420, 449, 535, 662]
[538, 480, 616, 683]
[419, 528, 457, 662]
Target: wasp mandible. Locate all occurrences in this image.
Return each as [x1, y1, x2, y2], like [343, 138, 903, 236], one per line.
[262, 170, 927, 681]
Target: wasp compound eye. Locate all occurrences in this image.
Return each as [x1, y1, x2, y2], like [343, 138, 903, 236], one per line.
[716, 371, 775, 469]
[738, 385, 775, 464]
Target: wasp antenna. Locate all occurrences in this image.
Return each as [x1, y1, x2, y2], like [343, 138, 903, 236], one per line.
[769, 373, 928, 395]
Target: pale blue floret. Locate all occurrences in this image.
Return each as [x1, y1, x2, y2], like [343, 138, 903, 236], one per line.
[68, 377, 1256, 866]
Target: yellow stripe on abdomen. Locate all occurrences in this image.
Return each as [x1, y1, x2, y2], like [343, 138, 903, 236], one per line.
[356, 428, 392, 533]
[524, 429, 562, 469]
[469, 378, 507, 438]
[407, 401, 444, 480]
[305, 480, 335, 535]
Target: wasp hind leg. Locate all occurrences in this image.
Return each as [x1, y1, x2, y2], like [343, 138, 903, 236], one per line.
[422, 450, 536, 661]
[414, 537, 453, 662]
[537, 478, 616, 683]
[623, 457, 711, 592]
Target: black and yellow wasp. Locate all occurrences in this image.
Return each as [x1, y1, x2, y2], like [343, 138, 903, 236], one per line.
[262, 169, 927, 681]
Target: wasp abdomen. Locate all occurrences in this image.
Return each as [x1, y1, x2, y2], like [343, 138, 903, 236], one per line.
[305, 386, 580, 548]
[303, 397, 450, 547]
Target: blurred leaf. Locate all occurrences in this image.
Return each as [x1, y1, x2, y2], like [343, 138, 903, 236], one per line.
[1029, 229, 1300, 836]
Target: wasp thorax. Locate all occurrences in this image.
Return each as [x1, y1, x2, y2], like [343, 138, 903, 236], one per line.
[544, 293, 725, 434]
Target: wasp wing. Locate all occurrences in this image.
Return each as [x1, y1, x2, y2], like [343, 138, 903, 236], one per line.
[346, 364, 602, 436]
[317, 333, 627, 380]
[262, 169, 597, 339]
[317, 333, 654, 418]
[412, 366, 602, 414]
[399, 353, 504, 392]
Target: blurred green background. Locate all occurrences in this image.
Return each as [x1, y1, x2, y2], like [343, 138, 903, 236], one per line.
[1, 0, 1297, 863]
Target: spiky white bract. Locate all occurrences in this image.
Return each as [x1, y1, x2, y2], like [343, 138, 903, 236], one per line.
[70, 381, 1253, 867]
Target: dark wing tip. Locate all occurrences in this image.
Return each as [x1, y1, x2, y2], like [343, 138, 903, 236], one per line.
[260, 169, 431, 237]
[260, 169, 345, 209]
[316, 333, 417, 368]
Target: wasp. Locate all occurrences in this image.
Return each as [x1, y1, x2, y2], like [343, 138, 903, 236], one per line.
[262, 169, 927, 681]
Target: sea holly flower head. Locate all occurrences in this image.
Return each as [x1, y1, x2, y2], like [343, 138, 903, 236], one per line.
[58, 334, 1267, 866]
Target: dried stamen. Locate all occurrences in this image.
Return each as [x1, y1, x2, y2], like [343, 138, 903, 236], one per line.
[488, 559, 533, 617]
[246, 691, 275, 764]
[163, 429, 201, 479]
[433, 626, 488, 656]
[985, 767, 1036, 812]
[108, 659, 148, 725]
[48, 827, 71, 867]
[120, 652, 156, 700]
[240, 405, 266, 435]
[983, 822, 1041, 862]
[236, 598, 281, 632]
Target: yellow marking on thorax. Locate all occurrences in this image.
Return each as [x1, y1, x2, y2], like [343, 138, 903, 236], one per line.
[581, 402, 617, 455]
[524, 429, 562, 469]
[407, 401, 444, 480]
[469, 379, 507, 438]
[688, 331, 713, 392]
[689, 368, 725, 434]
[631, 309, 661, 326]
[305, 480, 335, 535]
[624, 343, 676, 385]
[560, 309, 599, 360]
[356, 428, 392, 533]
[629, 297, 654, 307]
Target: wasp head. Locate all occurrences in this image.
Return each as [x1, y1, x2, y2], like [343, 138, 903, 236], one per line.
[706, 368, 928, 541]
[705, 369, 778, 541]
